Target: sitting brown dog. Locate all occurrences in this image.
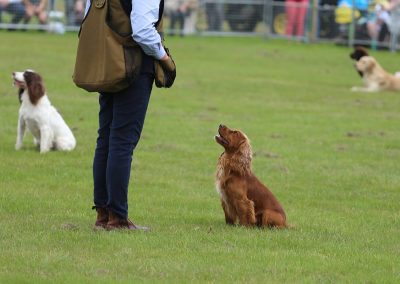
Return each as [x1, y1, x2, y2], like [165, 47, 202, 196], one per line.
[215, 124, 287, 228]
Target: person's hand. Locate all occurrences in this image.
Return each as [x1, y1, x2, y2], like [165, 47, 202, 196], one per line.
[35, 4, 45, 13]
[75, 0, 84, 13]
[179, 5, 188, 13]
[160, 53, 169, 62]
[179, 1, 192, 13]
[160, 52, 176, 74]
[25, 4, 35, 17]
[157, 49, 176, 88]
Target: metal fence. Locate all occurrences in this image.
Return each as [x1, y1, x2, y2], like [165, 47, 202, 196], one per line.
[0, 0, 399, 50]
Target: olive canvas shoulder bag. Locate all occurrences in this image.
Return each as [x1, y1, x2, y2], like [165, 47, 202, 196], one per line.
[73, 0, 142, 93]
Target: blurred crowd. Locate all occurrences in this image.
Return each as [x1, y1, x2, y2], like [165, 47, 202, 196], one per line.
[0, 0, 84, 26]
[334, 0, 400, 48]
[1, 0, 400, 47]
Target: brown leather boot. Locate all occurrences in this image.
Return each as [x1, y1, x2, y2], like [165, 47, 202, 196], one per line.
[93, 207, 108, 229]
[106, 210, 149, 231]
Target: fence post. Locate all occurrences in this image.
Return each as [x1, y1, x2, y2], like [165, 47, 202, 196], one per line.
[310, 0, 318, 42]
[348, 0, 355, 47]
[390, 33, 397, 52]
[263, 0, 271, 38]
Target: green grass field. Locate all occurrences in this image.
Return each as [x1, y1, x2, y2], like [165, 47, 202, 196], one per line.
[0, 31, 399, 283]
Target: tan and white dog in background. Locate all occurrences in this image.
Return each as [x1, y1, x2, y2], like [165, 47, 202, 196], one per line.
[13, 70, 76, 153]
[352, 56, 400, 92]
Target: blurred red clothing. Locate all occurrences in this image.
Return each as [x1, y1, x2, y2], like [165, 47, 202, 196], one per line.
[285, 0, 309, 37]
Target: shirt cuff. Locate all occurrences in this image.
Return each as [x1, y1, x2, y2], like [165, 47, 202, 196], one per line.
[155, 44, 167, 60]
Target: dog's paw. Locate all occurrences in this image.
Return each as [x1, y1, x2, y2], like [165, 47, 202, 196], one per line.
[351, 86, 359, 92]
[15, 143, 22, 150]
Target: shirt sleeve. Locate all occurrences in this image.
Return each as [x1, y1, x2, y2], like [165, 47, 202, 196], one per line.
[84, 0, 90, 17]
[131, 0, 166, 60]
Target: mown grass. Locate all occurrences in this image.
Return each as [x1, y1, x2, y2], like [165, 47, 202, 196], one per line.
[0, 31, 399, 283]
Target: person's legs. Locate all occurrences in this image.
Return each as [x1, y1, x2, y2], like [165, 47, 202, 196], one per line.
[37, 9, 47, 24]
[183, 9, 197, 35]
[169, 10, 178, 35]
[7, 3, 26, 24]
[206, 3, 221, 31]
[295, 0, 308, 37]
[285, 0, 297, 36]
[93, 93, 114, 208]
[106, 71, 153, 219]
[178, 11, 185, 36]
[65, 0, 75, 26]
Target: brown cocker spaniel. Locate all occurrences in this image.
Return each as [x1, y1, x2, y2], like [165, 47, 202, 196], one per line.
[215, 125, 287, 228]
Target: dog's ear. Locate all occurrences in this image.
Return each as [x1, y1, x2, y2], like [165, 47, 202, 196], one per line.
[350, 47, 369, 61]
[238, 138, 252, 166]
[356, 47, 369, 57]
[25, 72, 45, 105]
[350, 50, 357, 60]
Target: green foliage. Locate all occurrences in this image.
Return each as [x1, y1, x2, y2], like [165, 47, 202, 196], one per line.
[0, 32, 399, 283]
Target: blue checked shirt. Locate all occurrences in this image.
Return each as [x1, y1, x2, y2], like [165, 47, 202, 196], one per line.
[84, 0, 166, 59]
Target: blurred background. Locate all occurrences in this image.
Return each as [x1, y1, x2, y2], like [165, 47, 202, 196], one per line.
[1, 0, 400, 50]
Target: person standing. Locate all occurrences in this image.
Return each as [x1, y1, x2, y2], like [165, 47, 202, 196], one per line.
[167, 0, 192, 36]
[383, 0, 400, 50]
[65, 0, 85, 26]
[76, 0, 175, 230]
[205, 1, 222, 31]
[285, 0, 309, 38]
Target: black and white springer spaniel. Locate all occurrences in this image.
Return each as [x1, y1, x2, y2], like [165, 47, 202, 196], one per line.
[13, 70, 76, 153]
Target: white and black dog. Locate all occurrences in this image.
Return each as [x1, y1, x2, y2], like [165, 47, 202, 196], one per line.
[13, 70, 76, 153]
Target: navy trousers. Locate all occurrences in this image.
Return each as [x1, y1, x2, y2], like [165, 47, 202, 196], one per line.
[93, 55, 154, 219]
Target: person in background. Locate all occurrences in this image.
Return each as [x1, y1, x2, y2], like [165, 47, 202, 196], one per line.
[166, 0, 194, 36]
[335, 0, 369, 42]
[383, 0, 400, 50]
[23, 0, 48, 24]
[65, 0, 84, 26]
[285, 0, 309, 38]
[0, 0, 25, 25]
[205, 1, 222, 31]
[367, 1, 390, 50]
[182, 0, 198, 35]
